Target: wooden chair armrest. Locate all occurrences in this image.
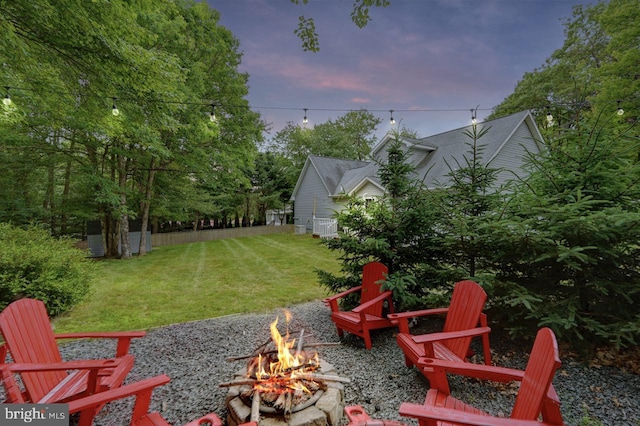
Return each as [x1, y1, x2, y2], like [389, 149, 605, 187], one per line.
[68, 374, 223, 426]
[4, 359, 122, 373]
[388, 308, 449, 333]
[54, 331, 146, 339]
[68, 374, 170, 413]
[54, 331, 146, 357]
[411, 327, 491, 345]
[352, 291, 393, 314]
[3, 360, 123, 405]
[323, 286, 363, 304]
[399, 404, 561, 426]
[388, 307, 449, 320]
[416, 357, 525, 383]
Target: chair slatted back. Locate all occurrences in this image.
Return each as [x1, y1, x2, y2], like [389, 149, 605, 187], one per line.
[511, 327, 561, 420]
[358, 262, 388, 317]
[441, 280, 487, 358]
[0, 298, 67, 402]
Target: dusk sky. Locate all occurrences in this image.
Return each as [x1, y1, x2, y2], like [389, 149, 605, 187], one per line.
[208, 0, 595, 142]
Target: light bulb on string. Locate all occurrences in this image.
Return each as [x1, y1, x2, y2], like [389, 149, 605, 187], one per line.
[470, 106, 479, 125]
[389, 110, 395, 124]
[616, 100, 624, 116]
[546, 108, 554, 126]
[303, 108, 308, 124]
[111, 97, 120, 116]
[3, 87, 11, 106]
[209, 104, 217, 122]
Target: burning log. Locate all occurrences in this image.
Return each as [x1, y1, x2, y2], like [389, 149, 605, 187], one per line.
[221, 310, 348, 416]
[273, 392, 287, 411]
[250, 390, 261, 423]
[219, 378, 260, 388]
[292, 388, 305, 406]
[295, 329, 305, 357]
[296, 373, 351, 383]
[285, 392, 293, 414]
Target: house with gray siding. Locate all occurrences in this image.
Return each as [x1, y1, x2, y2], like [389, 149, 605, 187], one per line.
[290, 110, 544, 233]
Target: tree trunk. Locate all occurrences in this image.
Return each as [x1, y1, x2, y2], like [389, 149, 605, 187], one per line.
[44, 130, 57, 235]
[138, 159, 157, 257]
[102, 214, 120, 258]
[117, 153, 132, 259]
[120, 214, 132, 259]
[60, 148, 73, 235]
[45, 161, 56, 234]
[244, 194, 251, 227]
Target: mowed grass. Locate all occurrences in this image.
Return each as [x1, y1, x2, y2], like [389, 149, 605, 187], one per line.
[52, 233, 342, 333]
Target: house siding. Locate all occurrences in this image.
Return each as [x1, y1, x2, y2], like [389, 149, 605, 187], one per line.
[294, 164, 333, 230]
[353, 181, 385, 199]
[488, 121, 539, 187]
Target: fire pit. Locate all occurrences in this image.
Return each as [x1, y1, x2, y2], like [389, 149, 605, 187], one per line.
[222, 311, 348, 426]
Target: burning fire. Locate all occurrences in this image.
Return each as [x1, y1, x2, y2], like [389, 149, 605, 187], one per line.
[220, 310, 348, 418]
[247, 310, 319, 395]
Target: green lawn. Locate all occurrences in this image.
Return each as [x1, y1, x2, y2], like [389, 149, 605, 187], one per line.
[52, 233, 342, 333]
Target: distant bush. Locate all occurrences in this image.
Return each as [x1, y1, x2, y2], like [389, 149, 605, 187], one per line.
[0, 223, 96, 315]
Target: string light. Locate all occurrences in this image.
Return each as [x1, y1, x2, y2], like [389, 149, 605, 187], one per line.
[209, 104, 217, 122]
[1, 83, 636, 127]
[111, 97, 120, 116]
[470, 105, 479, 125]
[3, 87, 11, 106]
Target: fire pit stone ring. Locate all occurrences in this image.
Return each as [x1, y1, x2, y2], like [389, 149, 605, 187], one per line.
[225, 358, 346, 426]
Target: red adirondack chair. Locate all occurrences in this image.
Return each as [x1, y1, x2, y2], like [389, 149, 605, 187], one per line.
[323, 261, 395, 350]
[67, 374, 223, 426]
[399, 328, 564, 425]
[388, 280, 492, 383]
[0, 298, 145, 408]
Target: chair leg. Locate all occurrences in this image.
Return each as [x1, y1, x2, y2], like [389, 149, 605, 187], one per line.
[363, 332, 372, 350]
[482, 333, 492, 366]
[426, 367, 451, 395]
[404, 354, 414, 368]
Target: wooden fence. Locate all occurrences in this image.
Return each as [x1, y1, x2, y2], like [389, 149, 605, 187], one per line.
[151, 224, 295, 247]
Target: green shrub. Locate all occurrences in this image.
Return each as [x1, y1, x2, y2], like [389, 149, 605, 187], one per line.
[0, 223, 96, 315]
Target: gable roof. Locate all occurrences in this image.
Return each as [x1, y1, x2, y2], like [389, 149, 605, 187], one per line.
[291, 110, 544, 200]
[371, 110, 543, 187]
[290, 155, 370, 200]
[336, 162, 383, 196]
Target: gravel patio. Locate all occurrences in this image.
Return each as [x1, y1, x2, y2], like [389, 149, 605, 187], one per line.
[55, 300, 640, 426]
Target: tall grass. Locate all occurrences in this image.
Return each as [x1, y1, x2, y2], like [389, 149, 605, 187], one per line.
[53, 233, 341, 333]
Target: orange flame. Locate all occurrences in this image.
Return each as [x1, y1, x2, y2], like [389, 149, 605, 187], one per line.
[249, 310, 318, 394]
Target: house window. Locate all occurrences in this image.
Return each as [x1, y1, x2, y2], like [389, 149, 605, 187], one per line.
[363, 194, 376, 209]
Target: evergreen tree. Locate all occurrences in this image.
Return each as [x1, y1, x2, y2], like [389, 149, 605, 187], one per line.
[487, 111, 640, 348]
[428, 123, 504, 285]
[317, 133, 437, 310]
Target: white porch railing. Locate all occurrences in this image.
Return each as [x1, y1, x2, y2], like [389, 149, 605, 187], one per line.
[313, 218, 338, 238]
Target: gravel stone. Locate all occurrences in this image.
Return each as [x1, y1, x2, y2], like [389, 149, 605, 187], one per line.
[49, 300, 640, 425]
